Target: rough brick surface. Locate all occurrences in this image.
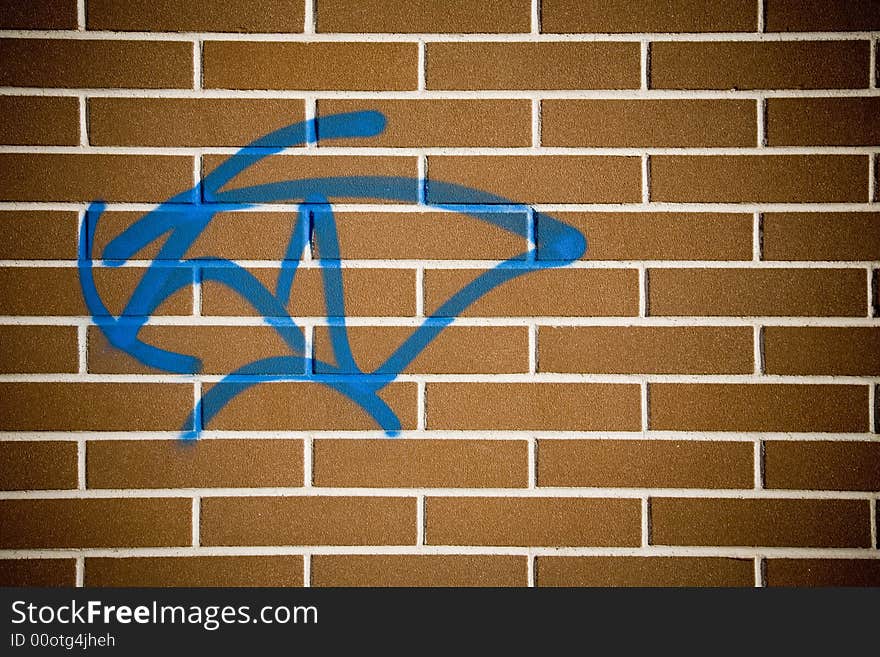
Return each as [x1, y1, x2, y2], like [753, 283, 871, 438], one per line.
[1, 0, 878, 589]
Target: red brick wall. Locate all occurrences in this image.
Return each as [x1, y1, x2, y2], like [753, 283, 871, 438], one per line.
[0, 0, 878, 587]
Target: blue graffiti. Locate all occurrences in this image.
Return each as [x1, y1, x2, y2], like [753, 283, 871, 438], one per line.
[78, 110, 587, 439]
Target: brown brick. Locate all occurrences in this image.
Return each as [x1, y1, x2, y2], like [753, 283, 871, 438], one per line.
[0, 0, 76, 29]
[539, 326, 754, 374]
[542, 100, 757, 147]
[312, 555, 527, 587]
[316, 99, 531, 147]
[651, 497, 870, 547]
[0, 267, 192, 316]
[0, 498, 191, 548]
[765, 559, 880, 587]
[0, 441, 77, 490]
[426, 497, 641, 547]
[202, 496, 416, 546]
[0, 383, 194, 431]
[766, 0, 880, 31]
[650, 155, 868, 203]
[538, 440, 753, 488]
[0, 211, 79, 259]
[87, 0, 304, 32]
[90, 99, 306, 147]
[200, 267, 414, 317]
[315, 211, 528, 260]
[0, 96, 79, 145]
[763, 213, 880, 261]
[541, 0, 756, 32]
[767, 98, 880, 146]
[427, 42, 640, 90]
[88, 439, 304, 489]
[317, 0, 530, 33]
[764, 441, 880, 491]
[537, 556, 754, 587]
[0, 154, 194, 202]
[0, 560, 75, 586]
[648, 268, 867, 317]
[86, 556, 304, 587]
[92, 211, 306, 262]
[427, 156, 641, 204]
[313, 326, 529, 374]
[425, 268, 639, 317]
[764, 327, 880, 376]
[427, 383, 641, 431]
[649, 384, 869, 433]
[0, 326, 78, 373]
[650, 41, 869, 89]
[89, 326, 308, 375]
[313, 439, 528, 488]
[538, 212, 753, 261]
[0, 39, 193, 88]
[204, 41, 417, 90]
[201, 154, 418, 203]
[207, 381, 417, 431]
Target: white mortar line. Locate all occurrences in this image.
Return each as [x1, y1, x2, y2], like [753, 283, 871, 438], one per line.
[754, 440, 764, 489]
[78, 96, 88, 146]
[75, 557, 84, 587]
[4, 88, 880, 101]
[641, 497, 650, 546]
[77, 324, 88, 374]
[414, 266, 424, 317]
[1, 371, 877, 384]
[753, 325, 764, 374]
[2, 30, 878, 42]
[753, 212, 762, 260]
[416, 495, 425, 545]
[2, 545, 879, 559]
[303, 0, 315, 35]
[757, 97, 767, 146]
[76, 1, 85, 31]
[869, 154, 877, 203]
[192, 39, 202, 90]
[303, 553, 311, 586]
[870, 498, 877, 548]
[1, 487, 875, 500]
[528, 437, 537, 489]
[754, 557, 764, 587]
[531, 98, 541, 147]
[191, 497, 200, 547]
[77, 439, 86, 490]
[416, 381, 426, 431]
[870, 38, 877, 89]
[5, 143, 880, 156]
[531, 0, 540, 34]
[6, 258, 880, 269]
[638, 266, 648, 317]
[417, 41, 426, 91]
[757, 0, 765, 33]
[3, 430, 877, 442]
[640, 41, 650, 90]
[3, 316, 880, 329]
[303, 436, 313, 488]
[641, 382, 649, 432]
[528, 324, 538, 374]
[4, 201, 880, 213]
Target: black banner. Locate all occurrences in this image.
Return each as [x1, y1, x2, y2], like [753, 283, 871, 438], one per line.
[2, 587, 877, 653]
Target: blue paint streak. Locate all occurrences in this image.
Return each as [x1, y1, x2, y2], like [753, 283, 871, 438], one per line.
[78, 111, 587, 439]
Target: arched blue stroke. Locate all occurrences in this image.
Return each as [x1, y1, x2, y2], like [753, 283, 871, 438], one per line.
[78, 111, 587, 439]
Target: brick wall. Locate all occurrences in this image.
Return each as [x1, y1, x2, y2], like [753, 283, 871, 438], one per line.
[0, 0, 878, 587]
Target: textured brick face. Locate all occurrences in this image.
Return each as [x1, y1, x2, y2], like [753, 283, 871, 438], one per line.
[2, 0, 878, 590]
